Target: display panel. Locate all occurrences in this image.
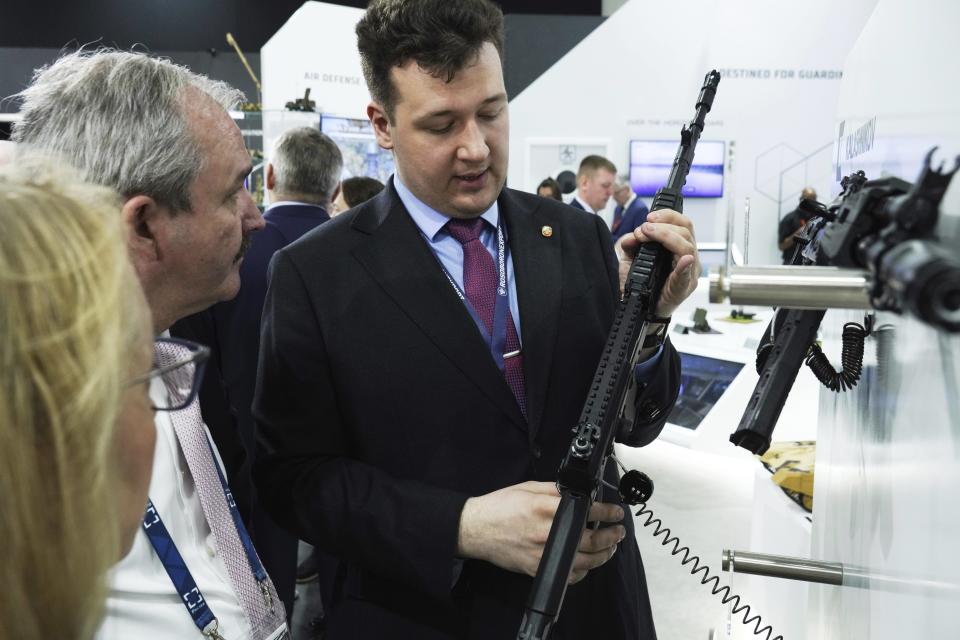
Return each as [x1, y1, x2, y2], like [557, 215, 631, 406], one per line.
[320, 115, 395, 184]
[667, 352, 744, 429]
[629, 140, 725, 198]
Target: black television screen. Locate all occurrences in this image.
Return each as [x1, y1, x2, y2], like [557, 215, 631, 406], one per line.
[629, 140, 725, 198]
[667, 352, 744, 430]
[320, 115, 395, 184]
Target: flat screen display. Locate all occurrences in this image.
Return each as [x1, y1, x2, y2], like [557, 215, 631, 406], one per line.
[320, 115, 395, 184]
[629, 140, 725, 198]
[667, 352, 744, 430]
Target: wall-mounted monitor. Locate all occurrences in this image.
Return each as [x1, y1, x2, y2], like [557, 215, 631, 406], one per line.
[320, 115, 395, 184]
[629, 140, 725, 198]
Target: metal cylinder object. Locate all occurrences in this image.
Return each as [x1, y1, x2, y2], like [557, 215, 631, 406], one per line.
[709, 265, 874, 309]
[722, 550, 844, 585]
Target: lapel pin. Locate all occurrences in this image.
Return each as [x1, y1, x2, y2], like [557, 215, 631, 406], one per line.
[541, 225, 553, 238]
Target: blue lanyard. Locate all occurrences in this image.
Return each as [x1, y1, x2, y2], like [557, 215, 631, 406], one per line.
[142, 499, 223, 638]
[431, 217, 516, 372]
[141, 418, 275, 637]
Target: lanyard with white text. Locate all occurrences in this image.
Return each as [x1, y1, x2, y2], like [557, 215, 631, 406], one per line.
[142, 499, 225, 639]
[434, 217, 515, 372]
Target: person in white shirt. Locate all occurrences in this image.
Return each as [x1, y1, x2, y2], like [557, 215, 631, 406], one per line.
[570, 154, 618, 215]
[13, 50, 288, 640]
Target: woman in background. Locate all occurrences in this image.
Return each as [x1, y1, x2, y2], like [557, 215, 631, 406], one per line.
[0, 160, 155, 638]
[537, 176, 563, 201]
[331, 175, 385, 216]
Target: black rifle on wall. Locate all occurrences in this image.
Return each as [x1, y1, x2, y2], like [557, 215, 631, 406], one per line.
[729, 149, 960, 455]
[516, 70, 721, 640]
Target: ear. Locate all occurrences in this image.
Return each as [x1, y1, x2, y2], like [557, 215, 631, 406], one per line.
[266, 163, 276, 191]
[121, 195, 171, 271]
[368, 101, 394, 151]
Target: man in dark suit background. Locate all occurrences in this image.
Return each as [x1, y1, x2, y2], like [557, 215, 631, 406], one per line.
[252, 1, 702, 637]
[778, 186, 817, 264]
[611, 175, 651, 243]
[172, 126, 343, 617]
[569, 155, 617, 218]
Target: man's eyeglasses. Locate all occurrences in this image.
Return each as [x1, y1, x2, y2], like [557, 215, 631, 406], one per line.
[128, 337, 210, 412]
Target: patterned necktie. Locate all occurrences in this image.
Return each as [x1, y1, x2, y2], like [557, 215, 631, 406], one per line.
[155, 341, 285, 638]
[612, 205, 624, 233]
[446, 217, 527, 417]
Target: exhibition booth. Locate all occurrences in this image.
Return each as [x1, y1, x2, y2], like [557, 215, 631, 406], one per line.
[254, 1, 959, 638]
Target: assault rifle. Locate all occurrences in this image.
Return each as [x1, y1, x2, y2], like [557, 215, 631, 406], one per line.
[728, 149, 960, 455]
[516, 70, 721, 640]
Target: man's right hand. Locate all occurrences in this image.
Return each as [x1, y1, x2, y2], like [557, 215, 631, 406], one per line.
[456, 481, 627, 584]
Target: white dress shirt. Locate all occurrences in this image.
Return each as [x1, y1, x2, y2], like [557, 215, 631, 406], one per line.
[97, 376, 252, 640]
[573, 194, 598, 213]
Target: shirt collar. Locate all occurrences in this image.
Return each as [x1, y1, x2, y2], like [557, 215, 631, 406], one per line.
[266, 200, 325, 211]
[394, 174, 499, 241]
[574, 194, 597, 214]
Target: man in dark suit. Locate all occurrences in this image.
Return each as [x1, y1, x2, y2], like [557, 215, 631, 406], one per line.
[252, 1, 701, 638]
[569, 155, 617, 219]
[778, 187, 817, 264]
[172, 126, 343, 617]
[611, 176, 651, 243]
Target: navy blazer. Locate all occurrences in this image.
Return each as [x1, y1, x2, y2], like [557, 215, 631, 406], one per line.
[612, 196, 650, 242]
[253, 182, 680, 639]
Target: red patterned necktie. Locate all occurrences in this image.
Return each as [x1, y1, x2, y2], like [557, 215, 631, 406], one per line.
[155, 341, 286, 638]
[446, 217, 527, 417]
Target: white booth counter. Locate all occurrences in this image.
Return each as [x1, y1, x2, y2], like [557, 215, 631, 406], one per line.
[616, 273, 817, 639]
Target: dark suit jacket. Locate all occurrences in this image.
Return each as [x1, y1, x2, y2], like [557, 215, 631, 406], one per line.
[612, 196, 650, 242]
[568, 197, 586, 212]
[172, 202, 332, 616]
[253, 182, 680, 639]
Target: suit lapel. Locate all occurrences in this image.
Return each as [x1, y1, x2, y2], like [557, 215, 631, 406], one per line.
[501, 190, 562, 442]
[351, 185, 527, 431]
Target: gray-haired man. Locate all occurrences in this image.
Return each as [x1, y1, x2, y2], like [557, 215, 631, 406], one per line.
[172, 126, 343, 619]
[14, 50, 288, 640]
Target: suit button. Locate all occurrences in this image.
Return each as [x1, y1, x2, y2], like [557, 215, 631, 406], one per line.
[532, 444, 542, 459]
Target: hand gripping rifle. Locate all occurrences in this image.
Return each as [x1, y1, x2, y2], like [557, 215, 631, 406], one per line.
[517, 70, 721, 640]
[727, 149, 960, 455]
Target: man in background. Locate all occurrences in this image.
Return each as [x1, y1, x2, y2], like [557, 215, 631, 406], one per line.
[611, 175, 650, 242]
[779, 186, 817, 263]
[173, 126, 343, 618]
[570, 154, 617, 217]
[15, 50, 287, 639]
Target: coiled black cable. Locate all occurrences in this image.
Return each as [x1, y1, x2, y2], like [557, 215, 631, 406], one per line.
[804, 320, 870, 392]
[634, 503, 783, 640]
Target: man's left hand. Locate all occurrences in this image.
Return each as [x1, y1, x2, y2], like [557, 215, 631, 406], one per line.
[616, 209, 700, 318]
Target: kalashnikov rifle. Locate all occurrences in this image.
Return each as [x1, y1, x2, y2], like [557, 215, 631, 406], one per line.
[728, 149, 960, 455]
[516, 70, 721, 640]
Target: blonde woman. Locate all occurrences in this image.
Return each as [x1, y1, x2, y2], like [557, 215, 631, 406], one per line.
[0, 161, 156, 638]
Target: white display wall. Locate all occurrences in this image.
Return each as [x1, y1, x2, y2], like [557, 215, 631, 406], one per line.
[507, 0, 879, 264]
[809, 1, 960, 638]
[261, 2, 368, 119]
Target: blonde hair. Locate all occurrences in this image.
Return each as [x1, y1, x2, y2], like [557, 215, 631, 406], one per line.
[0, 159, 151, 638]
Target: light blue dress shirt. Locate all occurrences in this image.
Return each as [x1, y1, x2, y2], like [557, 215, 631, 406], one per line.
[395, 174, 522, 343]
[393, 175, 664, 377]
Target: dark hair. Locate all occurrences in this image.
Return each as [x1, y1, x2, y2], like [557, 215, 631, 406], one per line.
[341, 176, 385, 208]
[537, 177, 562, 201]
[356, 0, 505, 118]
